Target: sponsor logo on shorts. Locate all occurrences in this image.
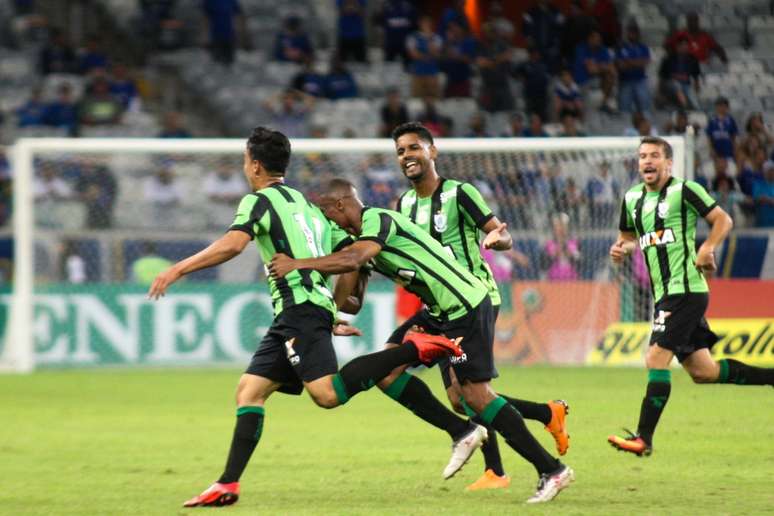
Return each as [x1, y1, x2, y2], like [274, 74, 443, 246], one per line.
[652, 310, 671, 333]
[285, 338, 300, 365]
[449, 353, 468, 365]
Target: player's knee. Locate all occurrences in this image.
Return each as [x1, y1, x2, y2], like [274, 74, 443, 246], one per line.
[309, 389, 340, 409]
[689, 369, 716, 384]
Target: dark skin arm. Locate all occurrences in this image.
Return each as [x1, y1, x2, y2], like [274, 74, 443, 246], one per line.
[269, 240, 382, 279]
[333, 268, 370, 315]
[480, 216, 513, 251]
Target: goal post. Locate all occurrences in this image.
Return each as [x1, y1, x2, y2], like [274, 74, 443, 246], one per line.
[1, 134, 693, 372]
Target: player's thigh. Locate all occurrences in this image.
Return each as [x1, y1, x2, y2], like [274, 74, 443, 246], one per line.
[681, 348, 720, 383]
[645, 343, 675, 369]
[236, 373, 283, 406]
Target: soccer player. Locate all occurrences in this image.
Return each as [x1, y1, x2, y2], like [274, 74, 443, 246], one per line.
[148, 127, 462, 507]
[608, 136, 774, 456]
[269, 179, 575, 503]
[374, 121, 570, 491]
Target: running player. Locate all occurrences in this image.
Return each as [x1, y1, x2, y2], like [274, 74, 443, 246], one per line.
[608, 136, 774, 456]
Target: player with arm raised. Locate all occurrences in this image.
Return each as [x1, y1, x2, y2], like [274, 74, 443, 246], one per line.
[608, 136, 774, 457]
[148, 128, 461, 508]
[269, 179, 574, 503]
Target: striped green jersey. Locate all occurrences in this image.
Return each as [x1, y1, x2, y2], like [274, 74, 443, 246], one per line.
[230, 184, 349, 317]
[396, 178, 501, 306]
[619, 177, 717, 302]
[357, 206, 487, 321]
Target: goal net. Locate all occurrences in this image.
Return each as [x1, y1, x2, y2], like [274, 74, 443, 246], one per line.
[0, 135, 691, 372]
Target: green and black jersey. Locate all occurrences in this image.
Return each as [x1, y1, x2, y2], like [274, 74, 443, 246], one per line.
[230, 184, 349, 317]
[356, 206, 487, 321]
[396, 178, 500, 306]
[619, 177, 717, 302]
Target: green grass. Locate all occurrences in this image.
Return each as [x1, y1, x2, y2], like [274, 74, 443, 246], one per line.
[1, 366, 772, 515]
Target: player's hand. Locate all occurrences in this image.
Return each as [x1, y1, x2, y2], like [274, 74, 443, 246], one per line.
[695, 244, 717, 277]
[333, 319, 363, 337]
[482, 222, 508, 249]
[148, 267, 182, 300]
[609, 239, 629, 264]
[268, 253, 297, 279]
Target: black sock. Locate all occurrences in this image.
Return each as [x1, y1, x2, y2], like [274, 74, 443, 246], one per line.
[382, 372, 472, 440]
[460, 397, 504, 476]
[718, 359, 774, 385]
[636, 369, 671, 445]
[498, 393, 552, 425]
[480, 396, 559, 476]
[332, 344, 419, 404]
[217, 406, 265, 484]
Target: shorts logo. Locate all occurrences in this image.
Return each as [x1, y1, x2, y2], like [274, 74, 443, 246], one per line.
[285, 338, 300, 365]
[433, 211, 447, 232]
[639, 228, 675, 249]
[652, 310, 671, 332]
[449, 353, 468, 365]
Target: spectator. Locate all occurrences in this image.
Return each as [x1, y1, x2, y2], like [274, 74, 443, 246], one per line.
[665, 12, 727, 64]
[79, 77, 123, 126]
[616, 22, 651, 115]
[561, 0, 596, 66]
[158, 111, 192, 138]
[752, 161, 774, 227]
[325, 55, 359, 100]
[143, 165, 183, 227]
[591, 0, 621, 47]
[202, 0, 245, 66]
[741, 113, 774, 156]
[34, 162, 72, 201]
[440, 20, 477, 98]
[624, 112, 658, 137]
[337, 0, 367, 63]
[658, 40, 700, 110]
[261, 88, 314, 138]
[503, 111, 525, 137]
[439, 0, 469, 36]
[108, 63, 139, 110]
[712, 175, 744, 224]
[476, 22, 515, 114]
[379, 87, 408, 137]
[738, 150, 767, 221]
[708, 155, 737, 186]
[405, 15, 443, 99]
[131, 241, 173, 285]
[513, 46, 550, 121]
[559, 113, 586, 137]
[43, 83, 78, 135]
[488, 1, 515, 43]
[291, 56, 327, 98]
[554, 68, 583, 120]
[522, 0, 564, 72]
[0, 150, 11, 226]
[360, 153, 399, 208]
[16, 87, 47, 127]
[706, 96, 738, 161]
[573, 30, 616, 113]
[663, 109, 699, 136]
[465, 111, 491, 137]
[417, 97, 453, 137]
[542, 212, 580, 281]
[204, 159, 246, 205]
[76, 159, 117, 229]
[59, 239, 87, 284]
[273, 16, 313, 63]
[39, 27, 76, 75]
[139, 0, 181, 50]
[77, 35, 109, 75]
[523, 113, 548, 137]
[585, 161, 620, 228]
[374, 0, 416, 66]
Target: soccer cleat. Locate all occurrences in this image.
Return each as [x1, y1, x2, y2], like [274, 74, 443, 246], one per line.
[465, 469, 511, 491]
[182, 482, 240, 507]
[443, 424, 488, 479]
[526, 464, 575, 503]
[608, 429, 652, 457]
[545, 399, 570, 456]
[403, 329, 463, 364]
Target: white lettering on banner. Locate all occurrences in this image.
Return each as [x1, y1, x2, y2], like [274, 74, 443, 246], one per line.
[33, 295, 70, 364]
[71, 294, 143, 363]
[149, 294, 213, 362]
[216, 292, 272, 360]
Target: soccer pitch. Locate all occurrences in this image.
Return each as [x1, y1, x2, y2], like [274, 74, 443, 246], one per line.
[1, 366, 771, 515]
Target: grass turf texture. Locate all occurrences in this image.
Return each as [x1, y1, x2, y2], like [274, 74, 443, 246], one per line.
[1, 366, 772, 515]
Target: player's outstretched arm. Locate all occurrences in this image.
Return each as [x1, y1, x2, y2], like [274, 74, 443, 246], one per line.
[269, 240, 382, 279]
[481, 217, 512, 250]
[609, 231, 637, 264]
[696, 206, 733, 274]
[148, 230, 251, 299]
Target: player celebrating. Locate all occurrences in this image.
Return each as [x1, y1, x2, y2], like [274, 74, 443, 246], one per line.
[608, 136, 774, 456]
[269, 179, 574, 503]
[374, 122, 569, 491]
[148, 127, 462, 507]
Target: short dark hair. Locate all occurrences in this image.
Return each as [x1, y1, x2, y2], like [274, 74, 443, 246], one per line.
[324, 177, 355, 196]
[391, 121, 434, 145]
[247, 127, 291, 176]
[639, 136, 673, 159]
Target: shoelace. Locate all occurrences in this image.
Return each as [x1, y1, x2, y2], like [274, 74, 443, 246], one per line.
[621, 427, 640, 440]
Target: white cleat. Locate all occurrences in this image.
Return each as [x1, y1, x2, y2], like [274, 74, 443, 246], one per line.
[526, 464, 575, 504]
[442, 424, 488, 479]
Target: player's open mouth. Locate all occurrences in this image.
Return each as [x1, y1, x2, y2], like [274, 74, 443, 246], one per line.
[404, 161, 419, 172]
[642, 167, 656, 174]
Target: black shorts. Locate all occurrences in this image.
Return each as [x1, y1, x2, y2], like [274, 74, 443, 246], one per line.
[387, 297, 498, 387]
[649, 293, 719, 363]
[245, 302, 338, 395]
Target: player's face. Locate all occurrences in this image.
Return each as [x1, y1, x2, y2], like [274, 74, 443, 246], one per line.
[242, 149, 258, 190]
[638, 143, 672, 188]
[318, 189, 358, 234]
[395, 133, 436, 183]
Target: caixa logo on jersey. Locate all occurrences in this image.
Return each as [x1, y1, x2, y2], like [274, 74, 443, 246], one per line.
[639, 228, 676, 249]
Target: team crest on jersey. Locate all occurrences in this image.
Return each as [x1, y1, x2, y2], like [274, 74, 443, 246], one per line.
[639, 228, 675, 248]
[657, 201, 669, 218]
[433, 211, 447, 232]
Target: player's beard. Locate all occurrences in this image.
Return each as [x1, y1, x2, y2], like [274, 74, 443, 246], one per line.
[640, 165, 665, 188]
[402, 160, 426, 183]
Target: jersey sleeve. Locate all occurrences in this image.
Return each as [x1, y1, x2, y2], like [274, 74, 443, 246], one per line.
[683, 180, 717, 217]
[457, 183, 495, 229]
[358, 209, 395, 248]
[618, 197, 635, 232]
[330, 221, 354, 252]
[229, 193, 269, 238]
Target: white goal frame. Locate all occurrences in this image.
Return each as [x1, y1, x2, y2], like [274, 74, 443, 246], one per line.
[3, 134, 692, 372]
